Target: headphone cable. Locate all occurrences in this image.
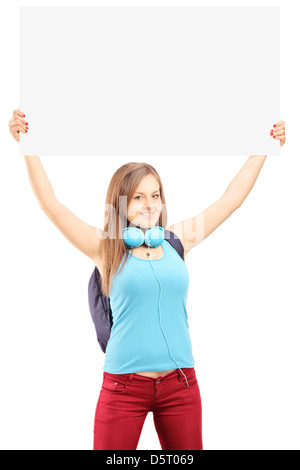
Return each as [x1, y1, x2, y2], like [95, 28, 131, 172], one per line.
[147, 244, 190, 387]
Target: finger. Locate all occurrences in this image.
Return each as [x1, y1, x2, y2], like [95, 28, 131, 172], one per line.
[14, 109, 26, 118]
[273, 134, 284, 140]
[273, 120, 285, 128]
[272, 125, 284, 132]
[9, 112, 27, 128]
[10, 116, 28, 132]
[10, 124, 27, 134]
[10, 117, 28, 133]
[271, 126, 284, 135]
[273, 129, 285, 136]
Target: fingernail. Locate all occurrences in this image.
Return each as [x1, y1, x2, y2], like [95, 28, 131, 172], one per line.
[273, 124, 276, 127]
[273, 136, 276, 138]
[23, 114, 25, 117]
[25, 130, 28, 133]
[25, 121, 28, 125]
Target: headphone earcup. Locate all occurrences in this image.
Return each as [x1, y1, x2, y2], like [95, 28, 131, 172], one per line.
[144, 226, 165, 247]
[122, 227, 144, 248]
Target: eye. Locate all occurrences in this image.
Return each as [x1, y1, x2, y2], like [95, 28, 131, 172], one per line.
[134, 194, 160, 200]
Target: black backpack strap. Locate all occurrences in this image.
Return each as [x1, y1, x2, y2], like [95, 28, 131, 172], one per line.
[88, 266, 113, 353]
[164, 229, 185, 261]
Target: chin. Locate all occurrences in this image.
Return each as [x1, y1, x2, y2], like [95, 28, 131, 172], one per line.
[127, 214, 160, 229]
[139, 217, 160, 228]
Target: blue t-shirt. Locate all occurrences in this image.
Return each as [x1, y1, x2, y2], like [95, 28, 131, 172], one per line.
[103, 238, 195, 374]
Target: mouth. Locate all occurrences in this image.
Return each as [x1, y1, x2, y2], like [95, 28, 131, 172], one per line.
[140, 212, 155, 218]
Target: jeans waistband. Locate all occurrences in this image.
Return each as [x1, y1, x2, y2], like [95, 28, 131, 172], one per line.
[103, 367, 194, 387]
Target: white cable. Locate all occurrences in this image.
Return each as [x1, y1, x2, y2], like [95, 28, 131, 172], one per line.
[147, 244, 190, 387]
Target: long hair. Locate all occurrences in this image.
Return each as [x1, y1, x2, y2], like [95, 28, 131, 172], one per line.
[100, 162, 168, 297]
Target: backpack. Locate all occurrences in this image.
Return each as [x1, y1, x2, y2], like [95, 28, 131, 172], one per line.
[88, 229, 184, 353]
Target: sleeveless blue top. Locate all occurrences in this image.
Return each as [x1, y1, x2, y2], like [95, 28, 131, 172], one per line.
[103, 238, 195, 374]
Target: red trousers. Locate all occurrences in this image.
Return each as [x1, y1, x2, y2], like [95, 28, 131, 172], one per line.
[93, 367, 203, 450]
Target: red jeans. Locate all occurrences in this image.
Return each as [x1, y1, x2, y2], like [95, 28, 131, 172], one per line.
[93, 367, 203, 450]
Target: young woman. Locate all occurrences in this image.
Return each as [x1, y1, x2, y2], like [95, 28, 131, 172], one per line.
[9, 109, 286, 450]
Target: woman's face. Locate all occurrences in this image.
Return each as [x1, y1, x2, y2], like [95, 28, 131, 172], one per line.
[127, 175, 162, 229]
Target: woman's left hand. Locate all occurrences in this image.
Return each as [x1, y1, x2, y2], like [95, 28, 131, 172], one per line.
[270, 120, 286, 147]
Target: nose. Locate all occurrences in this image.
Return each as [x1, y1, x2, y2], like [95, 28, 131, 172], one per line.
[143, 197, 153, 209]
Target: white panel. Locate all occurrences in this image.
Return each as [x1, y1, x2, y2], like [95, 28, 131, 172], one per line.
[19, 6, 280, 156]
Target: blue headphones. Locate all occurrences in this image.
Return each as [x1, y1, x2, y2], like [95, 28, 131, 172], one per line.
[121, 223, 190, 387]
[122, 225, 165, 249]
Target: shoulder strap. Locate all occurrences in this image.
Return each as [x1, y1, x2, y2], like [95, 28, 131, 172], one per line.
[164, 229, 185, 261]
[88, 266, 113, 353]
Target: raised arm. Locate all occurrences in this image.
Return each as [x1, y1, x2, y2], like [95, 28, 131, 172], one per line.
[167, 120, 286, 256]
[24, 155, 103, 262]
[9, 109, 103, 263]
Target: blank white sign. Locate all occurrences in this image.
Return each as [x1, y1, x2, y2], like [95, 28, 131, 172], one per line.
[19, 6, 280, 156]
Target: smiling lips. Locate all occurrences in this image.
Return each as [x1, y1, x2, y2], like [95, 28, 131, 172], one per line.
[140, 212, 154, 217]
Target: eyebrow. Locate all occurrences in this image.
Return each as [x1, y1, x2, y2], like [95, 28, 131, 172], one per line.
[134, 190, 160, 195]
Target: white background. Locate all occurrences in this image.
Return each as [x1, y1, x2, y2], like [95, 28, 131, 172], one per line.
[0, 0, 299, 451]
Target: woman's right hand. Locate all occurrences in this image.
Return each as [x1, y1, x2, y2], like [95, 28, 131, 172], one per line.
[8, 109, 29, 142]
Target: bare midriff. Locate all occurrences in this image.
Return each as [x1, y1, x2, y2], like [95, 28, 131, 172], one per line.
[134, 369, 177, 378]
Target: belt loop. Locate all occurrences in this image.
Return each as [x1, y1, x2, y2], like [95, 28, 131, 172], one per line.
[176, 368, 190, 387]
[127, 373, 134, 385]
[176, 369, 182, 382]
